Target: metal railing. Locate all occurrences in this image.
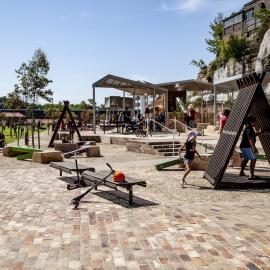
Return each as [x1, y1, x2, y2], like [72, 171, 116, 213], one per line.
[171, 118, 193, 135]
[148, 118, 178, 156]
[171, 117, 206, 152]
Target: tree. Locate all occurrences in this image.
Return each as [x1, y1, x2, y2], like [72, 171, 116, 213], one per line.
[14, 48, 53, 147]
[205, 13, 224, 57]
[5, 91, 27, 109]
[190, 59, 208, 78]
[251, 7, 270, 56]
[0, 96, 7, 109]
[226, 35, 249, 61]
[79, 101, 89, 110]
[14, 48, 53, 104]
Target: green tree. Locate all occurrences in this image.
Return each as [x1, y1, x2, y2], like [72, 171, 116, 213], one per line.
[14, 48, 53, 104]
[79, 101, 89, 110]
[251, 7, 270, 56]
[14, 48, 53, 147]
[190, 59, 207, 75]
[0, 96, 7, 109]
[5, 91, 27, 109]
[226, 35, 249, 61]
[205, 13, 224, 56]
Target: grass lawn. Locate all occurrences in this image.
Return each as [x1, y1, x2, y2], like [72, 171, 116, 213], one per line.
[1, 127, 48, 144]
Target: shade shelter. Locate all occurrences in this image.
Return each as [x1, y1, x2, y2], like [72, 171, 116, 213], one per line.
[157, 79, 228, 123]
[92, 74, 168, 133]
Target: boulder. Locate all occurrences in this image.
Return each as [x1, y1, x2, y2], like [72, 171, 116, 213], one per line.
[54, 143, 78, 153]
[86, 146, 101, 157]
[33, 150, 63, 164]
[3, 147, 21, 157]
[179, 152, 243, 170]
[80, 135, 101, 143]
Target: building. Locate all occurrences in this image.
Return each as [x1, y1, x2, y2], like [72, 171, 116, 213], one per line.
[223, 0, 270, 39]
[104, 96, 134, 112]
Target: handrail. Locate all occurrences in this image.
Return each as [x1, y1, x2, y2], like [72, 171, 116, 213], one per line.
[149, 118, 177, 157]
[172, 118, 193, 131]
[150, 118, 176, 134]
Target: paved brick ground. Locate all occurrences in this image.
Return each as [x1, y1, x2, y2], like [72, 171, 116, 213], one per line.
[0, 145, 269, 270]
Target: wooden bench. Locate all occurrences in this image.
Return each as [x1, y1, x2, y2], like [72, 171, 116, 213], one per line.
[81, 170, 147, 205]
[49, 161, 95, 176]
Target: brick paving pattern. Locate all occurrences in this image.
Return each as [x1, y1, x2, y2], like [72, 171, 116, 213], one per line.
[0, 143, 269, 270]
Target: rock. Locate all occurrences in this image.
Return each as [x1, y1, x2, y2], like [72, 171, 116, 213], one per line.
[86, 146, 101, 157]
[80, 135, 101, 143]
[3, 147, 21, 157]
[54, 143, 78, 153]
[33, 150, 63, 164]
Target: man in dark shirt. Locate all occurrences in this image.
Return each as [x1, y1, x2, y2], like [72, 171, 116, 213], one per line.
[239, 116, 261, 179]
[0, 132, 5, 148]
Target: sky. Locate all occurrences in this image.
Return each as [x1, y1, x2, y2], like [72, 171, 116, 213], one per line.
[0, 0, 247, 105]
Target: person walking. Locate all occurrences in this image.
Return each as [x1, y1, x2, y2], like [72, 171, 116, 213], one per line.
[239, 115, 262, 179]
[178, 131, 201, 187]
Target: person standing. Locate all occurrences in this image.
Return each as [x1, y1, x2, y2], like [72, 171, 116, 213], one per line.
[219, 109, 230, 134]
[187, 104, 196, 128]
[239, 116, 262, 179]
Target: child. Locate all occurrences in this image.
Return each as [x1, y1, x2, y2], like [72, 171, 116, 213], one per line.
[239, 115, 262, 179]
[178, 131, 201, 187]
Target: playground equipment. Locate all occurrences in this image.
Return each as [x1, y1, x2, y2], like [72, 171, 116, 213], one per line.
[204, 72, 270, 189]
[48, 101, 82, 147]
[155, 158, 183, 171]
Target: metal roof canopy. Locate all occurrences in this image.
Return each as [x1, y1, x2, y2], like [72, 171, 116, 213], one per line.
[92, 74, 167, 95]
[157, 79, 228, 92]
[214, 71, 270, 90]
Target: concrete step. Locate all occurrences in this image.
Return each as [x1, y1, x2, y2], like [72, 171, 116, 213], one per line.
[163, 152, 179, 157]
[152, 144, 181, 149]
[148, 141, 181, 146]
[158, 148, 180, 153]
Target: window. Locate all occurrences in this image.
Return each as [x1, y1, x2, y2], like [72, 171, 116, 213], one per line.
[224, 13, 243, 28]
[245, 9, 254, 21]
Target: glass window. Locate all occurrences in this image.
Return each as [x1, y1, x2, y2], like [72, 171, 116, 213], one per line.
[245, 9, 254, 21]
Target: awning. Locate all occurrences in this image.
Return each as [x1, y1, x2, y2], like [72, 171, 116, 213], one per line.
[92, 74, 167, 95]
[157, 79, 226, 92]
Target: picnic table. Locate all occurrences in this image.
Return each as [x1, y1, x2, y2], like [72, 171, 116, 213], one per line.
[50, 161, 95, 176]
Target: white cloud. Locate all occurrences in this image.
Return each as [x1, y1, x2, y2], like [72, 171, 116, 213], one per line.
[159, 0, 247, 14]
[160, 0, 203, 13]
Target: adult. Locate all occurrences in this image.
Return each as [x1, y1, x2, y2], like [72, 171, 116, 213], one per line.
[0, 132, 5, 148]
[219, 109, 230, 133]
[187, 104, 196, 128]
[144, 106, 150, 119]
[239, 116, 262, 180]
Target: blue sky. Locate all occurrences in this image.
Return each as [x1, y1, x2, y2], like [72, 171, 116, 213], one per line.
[0, 0, 247, 105]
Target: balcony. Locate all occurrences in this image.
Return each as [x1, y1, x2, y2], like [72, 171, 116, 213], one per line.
[244, 18, 261, 32]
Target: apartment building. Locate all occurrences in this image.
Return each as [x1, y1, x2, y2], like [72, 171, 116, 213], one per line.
[223, 0, 270, 39]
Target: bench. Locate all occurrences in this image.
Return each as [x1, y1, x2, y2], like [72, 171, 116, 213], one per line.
[49, 161, 95, 176]
[81, 170, 147, 205]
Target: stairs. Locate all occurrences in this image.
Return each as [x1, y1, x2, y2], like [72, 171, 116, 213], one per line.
[148, 141, 182, 157]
